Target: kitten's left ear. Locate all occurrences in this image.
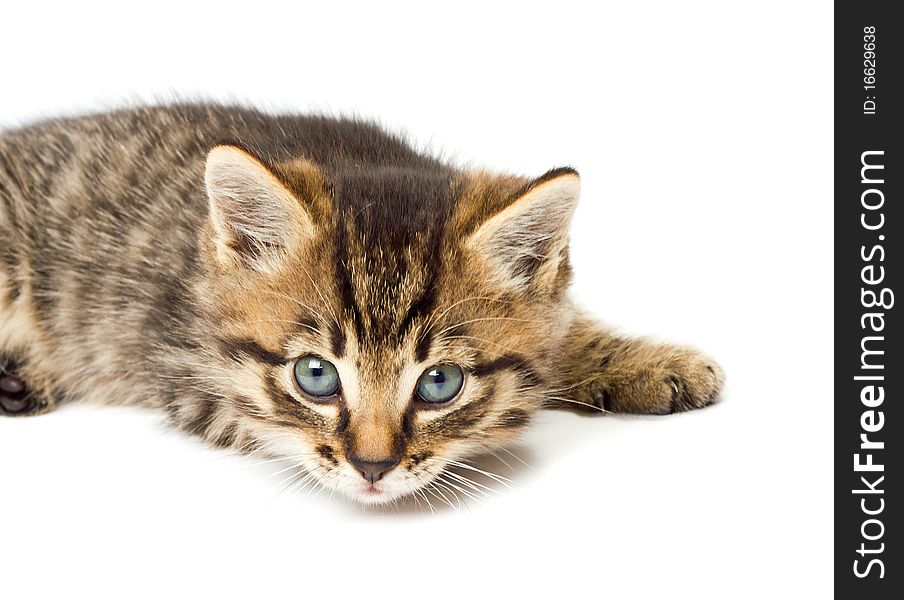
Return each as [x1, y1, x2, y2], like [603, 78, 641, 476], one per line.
[204, 145, 317, 274]
[466, 169, 580, 291]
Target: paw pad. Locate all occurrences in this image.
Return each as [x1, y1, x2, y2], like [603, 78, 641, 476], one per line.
[0, 374, 35, 414]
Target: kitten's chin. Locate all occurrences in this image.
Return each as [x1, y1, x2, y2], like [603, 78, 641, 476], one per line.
[347, 481, 411, 506]
[354, 484, 396, 505]
[326, 469, 421, 506]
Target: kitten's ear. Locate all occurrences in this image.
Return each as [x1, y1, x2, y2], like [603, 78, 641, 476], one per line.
[204, 145, 316, 274]
[466, 169, 580, 291]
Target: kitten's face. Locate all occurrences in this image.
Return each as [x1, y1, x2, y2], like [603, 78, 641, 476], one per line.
[192, 146, 579, 504]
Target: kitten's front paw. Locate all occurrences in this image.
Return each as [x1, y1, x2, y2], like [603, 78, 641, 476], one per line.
[0, 371, 51, 417]
[663, 354, 724, 413]
[573, 346, 725, 415]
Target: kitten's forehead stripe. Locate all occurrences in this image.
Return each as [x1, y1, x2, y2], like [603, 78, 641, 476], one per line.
[295, 313, 321, 336]
[218, 337, 286, 366]
[330, 169, 455, 348]
[334, 224, 366, 342]
[396, 268, 439, 339]
[328, 322, 346, 358]
[471, 353, 540, 386]
[413, 328, 433, 363]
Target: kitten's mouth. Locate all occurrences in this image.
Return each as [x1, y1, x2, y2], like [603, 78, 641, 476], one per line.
[363, 483, 383, 496]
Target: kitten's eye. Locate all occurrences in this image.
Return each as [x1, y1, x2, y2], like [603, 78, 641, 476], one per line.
[293, 356, 340, 398]
[415, 364, 464, 404]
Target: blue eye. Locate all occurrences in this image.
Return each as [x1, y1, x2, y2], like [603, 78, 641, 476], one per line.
[294, 356, 340, 397]
[415, 364, 464, 404]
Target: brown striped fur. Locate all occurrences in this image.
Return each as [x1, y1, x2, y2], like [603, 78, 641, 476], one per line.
[0, 104, 723, 504]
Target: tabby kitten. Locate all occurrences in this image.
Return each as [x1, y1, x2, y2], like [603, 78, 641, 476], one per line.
[0, 104, 723, 504]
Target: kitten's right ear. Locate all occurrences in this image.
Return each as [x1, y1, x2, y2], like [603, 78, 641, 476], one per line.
[204, 145, 316, 274]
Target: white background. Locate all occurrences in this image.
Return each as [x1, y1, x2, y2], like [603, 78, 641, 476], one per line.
[0, 2, 832, 598]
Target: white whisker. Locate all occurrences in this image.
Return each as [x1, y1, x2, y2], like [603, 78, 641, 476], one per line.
[415, 488, 437, 516]
[444, 469, 499, 496]
[443, 335, 523, 356]
[435, 315, 539, 336]
[431, 479, 465, 510]
[424, 482, 458, 512]
[500, 446, 533, 469]
[437, 473, 484, 504]
[544, 395, 611, 414]
[243, 318, 322, 336]
[446, 459, 513, 488]
[418, 295, 512, 345]
[489, 450, 513, 470]
[257, 289, 330, 326]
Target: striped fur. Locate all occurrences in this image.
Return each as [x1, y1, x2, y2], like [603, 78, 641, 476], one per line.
[0, 104, 723, 504]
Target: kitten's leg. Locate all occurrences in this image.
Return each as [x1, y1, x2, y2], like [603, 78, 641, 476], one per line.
[0, 354, 55, 416]
[1, 268, 56, 417]
[551, 313, 724, 415]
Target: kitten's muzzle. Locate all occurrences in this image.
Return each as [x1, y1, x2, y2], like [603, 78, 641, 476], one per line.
[348, 456, 400, 484]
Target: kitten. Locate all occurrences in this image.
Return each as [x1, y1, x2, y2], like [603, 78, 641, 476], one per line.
[0, 104, 723, 504]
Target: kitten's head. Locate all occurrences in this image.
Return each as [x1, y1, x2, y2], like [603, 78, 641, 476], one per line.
[188, 145, 579, 504]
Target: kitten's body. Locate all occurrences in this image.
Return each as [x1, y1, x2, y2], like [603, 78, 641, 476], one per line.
[0, 104, 723, 504]
[0, 105, 446, 412]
